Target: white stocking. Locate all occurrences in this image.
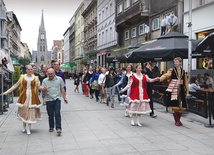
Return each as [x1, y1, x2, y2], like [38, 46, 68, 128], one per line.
[22, 122, 26, 133]
[26, 123, 31, 135]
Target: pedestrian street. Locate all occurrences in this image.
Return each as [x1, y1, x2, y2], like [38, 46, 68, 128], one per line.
[0, 79, 214, 155]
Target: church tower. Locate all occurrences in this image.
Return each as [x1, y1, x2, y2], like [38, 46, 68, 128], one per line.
[36, 10, 49, 67]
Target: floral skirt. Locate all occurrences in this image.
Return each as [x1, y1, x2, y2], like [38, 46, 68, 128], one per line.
[17, 105, 42, 124]
[129, 102, 151, 115]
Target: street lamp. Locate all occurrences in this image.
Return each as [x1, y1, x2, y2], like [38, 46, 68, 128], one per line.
[187, 0, 192, 82]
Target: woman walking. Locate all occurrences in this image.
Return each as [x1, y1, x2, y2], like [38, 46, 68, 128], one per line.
[73, 70, 80, 93]
[90, 67, 101, 102]
[114, 64, 133, 116]
[105, 68, 117, 108]
[0, 65, 43, 135]
[159, 57, 189, 126]
[121, 64, 159, 126]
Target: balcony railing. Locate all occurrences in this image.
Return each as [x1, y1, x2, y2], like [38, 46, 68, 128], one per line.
[116, 2, 148, 26]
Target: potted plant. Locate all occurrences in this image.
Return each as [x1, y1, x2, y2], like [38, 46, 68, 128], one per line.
[13, 66, 21, 97]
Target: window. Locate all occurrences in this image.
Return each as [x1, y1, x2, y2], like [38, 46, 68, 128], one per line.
[124, 0, 130, 10]
[99, 33, 101, 45]
[152, 18, 160, 30]
[117, 3, 123, 15]
[110, 27, 113, 41]
[59, 53, 61, 59]
[40, 46, 42, 51]
[106, 29, 108, 43]
[106, 7, 108, 17]
[131, 27, 137, 38]
[102, 31, 105, 44]
[41, 55, 44, 61]
[99, 13, 101, 23]
[102, 10, 104, 21]
[110, 3, 113, 15]
[139, 24, 145, 35]
[43, 46, 45, 51]
[125, 30, 129, 40]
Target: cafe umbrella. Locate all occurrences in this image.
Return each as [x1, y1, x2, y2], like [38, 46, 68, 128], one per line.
[125, 32, 200, 61]
[60, 63, 72, 69]
[192, 32, 214, 57]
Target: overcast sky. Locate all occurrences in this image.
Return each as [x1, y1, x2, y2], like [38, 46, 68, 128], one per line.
[4, 0, 83, 51]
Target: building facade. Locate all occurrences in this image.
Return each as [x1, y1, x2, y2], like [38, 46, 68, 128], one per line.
[82, 0, 97, 66]
[69, 17, 75, 64]
[97, 0, 117, 67]
[183, 0, 214, 75]
[36, 10, 50, 67]
[52, 40, 64, 64]
[63, 27, 70, 64]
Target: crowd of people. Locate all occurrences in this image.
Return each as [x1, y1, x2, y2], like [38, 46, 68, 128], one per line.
[0, 56, 214, 136]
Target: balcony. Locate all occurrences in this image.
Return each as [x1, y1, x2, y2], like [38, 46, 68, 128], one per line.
[116, 2, 148, 26]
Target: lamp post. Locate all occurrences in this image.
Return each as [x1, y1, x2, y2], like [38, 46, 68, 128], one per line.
[187, 0, 192, 82]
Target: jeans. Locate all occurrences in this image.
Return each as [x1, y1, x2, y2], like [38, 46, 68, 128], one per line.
[46, 99, 61, 130]
[107, 87, 115, 106]
[116, 86, 122, 102]
[94, 90, 100, 101]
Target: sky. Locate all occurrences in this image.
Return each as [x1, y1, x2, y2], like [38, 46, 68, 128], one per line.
[4, 0, 83, 51]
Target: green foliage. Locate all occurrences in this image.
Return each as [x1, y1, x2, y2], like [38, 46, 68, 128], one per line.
[13, 66, 21, 84]
[18, 57, 31, 66]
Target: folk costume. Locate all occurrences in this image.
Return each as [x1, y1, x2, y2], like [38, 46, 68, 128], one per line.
[160, 67, 189, 126]
[123, 73, 157, 126]
[3, 74, 42, 134]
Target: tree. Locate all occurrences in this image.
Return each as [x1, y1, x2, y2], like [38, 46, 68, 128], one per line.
[18, 57, 31, 66]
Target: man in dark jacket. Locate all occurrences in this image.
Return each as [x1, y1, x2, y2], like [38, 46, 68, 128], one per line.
[143, 62, 157, 118]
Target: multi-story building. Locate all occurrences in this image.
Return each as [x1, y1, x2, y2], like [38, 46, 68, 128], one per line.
[63, 27, 70, 64]
[183, 0, 214, 75]
[69, 17, 75, 64]
[114, 0, 149, 66]
[36, 10, 50, 67]
[52, 40, 64, 64]
[97, 0, 117, 67]
[6, 12, 22, 58]
[74, 0, 91, 70]
[23, 43, 31, 60]
[82, 0, 97, 66]
[149, 0, 183, 39]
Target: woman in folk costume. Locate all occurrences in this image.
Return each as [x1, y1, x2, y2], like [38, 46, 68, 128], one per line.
[121, 64, 159, 126]
[0, 65, 42, 135]
[159, 57, 189, 126]
[114, 64, 133, 117]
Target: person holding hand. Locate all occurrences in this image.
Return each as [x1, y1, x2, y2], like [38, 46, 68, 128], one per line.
[159, 57, 189, 126]
[42, 68, 68, 135]
[0, 65, 43, 135]
[120, 64, 159, 126]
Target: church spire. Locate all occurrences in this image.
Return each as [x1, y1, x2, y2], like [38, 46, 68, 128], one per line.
[40, 9, 45, 31]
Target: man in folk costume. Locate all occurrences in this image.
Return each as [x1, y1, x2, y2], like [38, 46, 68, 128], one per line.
[160, 57, 189, 126]
[121, 64, 159, 126]
[0, 65, 43, 135]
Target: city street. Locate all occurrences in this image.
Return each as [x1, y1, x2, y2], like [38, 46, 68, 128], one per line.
[0, 79, 214, 155]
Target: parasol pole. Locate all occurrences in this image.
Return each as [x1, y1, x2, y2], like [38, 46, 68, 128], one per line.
[187, 0, 192, 82]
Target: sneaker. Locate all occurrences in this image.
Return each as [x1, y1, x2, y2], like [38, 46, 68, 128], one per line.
[150, 113, 157, 118]
[49, 129, 54, 132]
[57, 129, 62, 135]
[3, 109, 8, 112]
[120, 103, 124, 106]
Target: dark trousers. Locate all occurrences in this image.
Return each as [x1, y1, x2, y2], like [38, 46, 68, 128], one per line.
[46, 99, 61, 130]
[94, 90, 100, 101]
[148, 89, 154, 114]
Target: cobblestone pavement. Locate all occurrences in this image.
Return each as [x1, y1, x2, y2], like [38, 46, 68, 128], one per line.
[0, 79, 214, 155]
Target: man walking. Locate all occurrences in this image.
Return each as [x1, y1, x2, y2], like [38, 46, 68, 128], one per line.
[42, 68, 68, 135]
